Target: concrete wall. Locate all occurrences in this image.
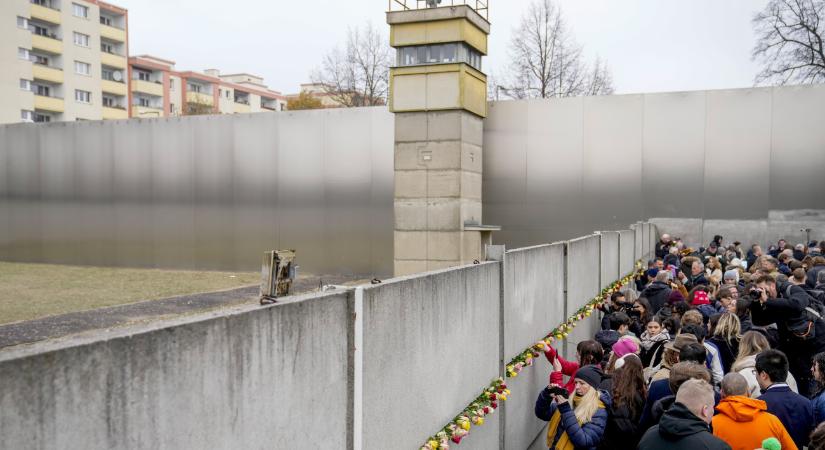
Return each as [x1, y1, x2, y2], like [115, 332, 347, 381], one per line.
[502, 244, 565, 450]
[361, 262, 502, 450]
[0, 223, 645, 450]
[651, 211, 825, 249]
[0, 290, 354, 449]
[599, 231, 620, 289]
[619, 230, 635, 276]
[564, 235, 601, 359]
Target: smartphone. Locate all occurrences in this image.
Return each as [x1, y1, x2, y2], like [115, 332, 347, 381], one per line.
[547, 386, 569, 398]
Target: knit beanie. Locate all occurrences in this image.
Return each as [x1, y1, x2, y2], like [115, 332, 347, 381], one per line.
[574, 365, 603, 390]
[612, 338, 639, 358]
[692, 290, 710, 306]
[761, 437, 781, 450]
[724, 270, 740, 283]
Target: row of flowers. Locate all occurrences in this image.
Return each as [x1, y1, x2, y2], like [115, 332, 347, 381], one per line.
[420, 261, 644, 450]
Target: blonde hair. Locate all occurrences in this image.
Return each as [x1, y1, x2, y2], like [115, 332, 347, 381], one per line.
[574, 386, 602, 424]
[713, 312, 742, 344]
[681, 310, 704, 327]
[733, 331, 770, 370]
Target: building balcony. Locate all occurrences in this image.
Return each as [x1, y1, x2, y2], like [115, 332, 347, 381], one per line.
[233, 102, 251, 114]
[131, 105, 164, 118]
[100, 52, 127, 69]
[32, 34, 62, 55]
[32, 64, 63, 84]
[186, 91, 213, 105]
[102, 106, 128, 120]
[131, 79, 163, 97]
[100, 24, 126, 43]
[34, 95, 64, 113]
[102, 79, 128, 96]
[30, 3, 61, 24]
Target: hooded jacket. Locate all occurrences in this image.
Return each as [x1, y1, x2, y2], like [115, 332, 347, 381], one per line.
[638, 401, 731, 450]
[712, 395, 797, 450]
[641, 281, 672, 315]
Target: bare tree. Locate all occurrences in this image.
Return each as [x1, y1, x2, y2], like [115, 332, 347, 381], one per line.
[501, 0, 614, 99]
[752, 0, 825, 85]
[312, 23, 391, 107]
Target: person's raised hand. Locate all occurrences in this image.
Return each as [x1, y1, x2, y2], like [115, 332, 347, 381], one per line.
[552, 356, 562, 372]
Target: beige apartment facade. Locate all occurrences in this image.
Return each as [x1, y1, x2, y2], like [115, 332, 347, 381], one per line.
[1, 0, 129, 123]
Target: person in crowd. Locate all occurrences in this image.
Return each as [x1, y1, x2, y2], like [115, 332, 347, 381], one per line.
[640, 317, 669, 368]
[795, 244, 807, 262]
[707, 257, 724, 284]
[682, 323, 724, 386]
[638, 379, 731, 450]
[687, 260, 709, 290]
[656, 234, 673, 259]
[812, 352, 825, 425]
[712, 372, 798, 450]
[663, 315, 681, 337]
[770, 240, 788, 258]
[723, 269, 740, 287]
[648, 352, 713, 426]
[751, 274, 825, 397]
[708, 312, 742, 374]
[641, 346, 711, 429]
[535, 366, 610, 450]
[629, 297, 653, 337]
[664, 246, 681, 269]
[604, 337, 639, 374]
[599, 291, 633, 331]
[812, 271, 825, 306]
[717, 286, 738, 313]
[601, 354, 646, 450]
[790, 268, 807, 286]
[748, 244, 764, 269]
[778, 253, 794, 277]
[756, 349, 814, 449]
[650, 333, 699, 383]
[641, 271, 673, 315]
[544, 340, 604, 395]
[595, 312, 631, 358]
[811, 422, 825, 450]
[808, 257, 825, 290]
[733, 331, 798, 398]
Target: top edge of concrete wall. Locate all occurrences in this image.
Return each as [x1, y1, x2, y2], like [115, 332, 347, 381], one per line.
[505, 243, 557, 254]
[363, 260, 500, 290]
[0, 288, 352, 364]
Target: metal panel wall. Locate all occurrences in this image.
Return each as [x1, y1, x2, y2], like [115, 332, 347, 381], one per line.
[0, 108, 394, 275]
[482, 84, 825, 249]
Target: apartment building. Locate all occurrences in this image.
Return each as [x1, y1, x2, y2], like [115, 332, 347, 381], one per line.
[128, 56, 286, 119]
[1, 0, 129, 124]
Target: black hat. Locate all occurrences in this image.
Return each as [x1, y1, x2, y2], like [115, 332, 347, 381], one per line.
[574, 365, 603, 390]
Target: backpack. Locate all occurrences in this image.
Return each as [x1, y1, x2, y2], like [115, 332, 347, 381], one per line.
[784, 285, 823, 342]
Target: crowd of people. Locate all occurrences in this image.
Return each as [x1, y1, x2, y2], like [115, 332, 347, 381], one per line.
[535, 234, 825, 450]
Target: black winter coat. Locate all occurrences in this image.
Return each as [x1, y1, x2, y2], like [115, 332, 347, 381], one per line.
[707, 336, 739, 374]
[641, 281, 672, 315]
[638, 402, 731, 450]
[599, 392, 645, 450]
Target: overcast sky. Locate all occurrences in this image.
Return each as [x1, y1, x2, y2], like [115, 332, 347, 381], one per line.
[117, 0, 769, 95]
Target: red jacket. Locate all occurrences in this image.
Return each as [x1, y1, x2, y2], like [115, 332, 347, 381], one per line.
[544, 346, 579, 394]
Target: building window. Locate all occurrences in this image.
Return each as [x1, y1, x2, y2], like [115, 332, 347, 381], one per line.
[75, 90, 91, 104]
[100, 15, 112, 26]
[74, 61, 91, 75]
[102, 96, 115, 107]
[17, 16, 29, 29]
[18, 48, 30, 60]
[169, 79, 175, 89]
[34, 84, 50, 97]
[170, 103, 175, 113]
[32, 0, 52, 7]
[21, 110, 34, 122]
[20, 79, 32, 91]
[34, 113, 51, 123]
[32, 54, 49, 65]
[137, 70, 151, 81]
[188, 83, 202, 93]
[396, 43, 482, 70]
[73, 32, 89, 47]
[225, 90, 230, 98]
[32, 24, 54, 38]
[101, 42, 114, 54]
[137, 97, 150, 107]
[72, 3, 88, 18]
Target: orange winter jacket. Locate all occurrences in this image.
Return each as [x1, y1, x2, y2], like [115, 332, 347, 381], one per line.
[712, 395, 797, 450]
